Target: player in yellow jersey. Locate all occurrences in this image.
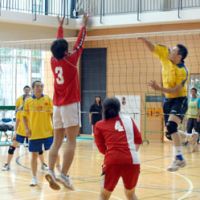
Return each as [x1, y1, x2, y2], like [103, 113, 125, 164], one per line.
[139, 38, 189, 171]
[185, 88, 200, 152]
[2, 86, 31, 171]
[23, 81, 53, 186]
[2, 86, 49, 171]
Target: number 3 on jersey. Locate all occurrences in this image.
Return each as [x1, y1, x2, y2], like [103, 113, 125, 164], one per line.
[55, 67, 64, 84]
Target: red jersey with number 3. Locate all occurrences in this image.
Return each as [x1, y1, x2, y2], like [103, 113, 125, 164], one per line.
[51, 25, 86, 106]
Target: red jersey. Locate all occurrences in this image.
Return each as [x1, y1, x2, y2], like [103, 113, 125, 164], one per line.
[94, 115, 142, 166]
[51, 25, 86, 106]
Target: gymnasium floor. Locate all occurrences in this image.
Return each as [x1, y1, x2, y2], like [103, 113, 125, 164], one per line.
[0, 138, 200, 200]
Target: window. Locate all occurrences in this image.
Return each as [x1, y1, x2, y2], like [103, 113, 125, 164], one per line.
[0, 48, 44, 105]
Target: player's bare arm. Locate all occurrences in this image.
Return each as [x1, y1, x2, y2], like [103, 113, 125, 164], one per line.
[138, 37, 155, 52]
[82, 13, 89, 27]
[57, 16, 65, 26]
[23, 117, 31, 138]
[148, 80, 184, 94]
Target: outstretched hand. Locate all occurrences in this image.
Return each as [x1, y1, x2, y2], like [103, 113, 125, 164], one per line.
[82, 13, 89, 26]
[57, 16, 65, 26]
[148, 80, 161, 91]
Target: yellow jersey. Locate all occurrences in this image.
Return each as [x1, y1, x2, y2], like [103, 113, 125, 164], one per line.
[15, 96, 27, 137]
[187, 98, 200, 119]
[154, 44, 189, 99]
[23, 95, 53, 140]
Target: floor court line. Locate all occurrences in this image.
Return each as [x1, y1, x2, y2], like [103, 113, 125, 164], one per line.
[144, 164, 194, 200]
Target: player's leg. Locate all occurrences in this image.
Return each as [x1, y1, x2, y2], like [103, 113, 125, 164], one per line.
[167, 98, 188, 171]
[186, 118, 193, 134]
[30, 152, 38, 186]
[163, 99, 171, 140]
[122, 165, 140, 200]
[124, 189, 138, 200]
[167, 114, 186, 171]
[190, 119, 199, 152]
[48, 129, 64, 170]
[55, 154, 61, 172]
[2, 134, 24, 171]
[99, 165, 120, 200]
[182, 118, 193, 148]
[99, 189, 112, 200]
[46, 130, 63, 190]
[57, 125, 79, 190]
[48, 106, 64, 171]
[56, 103, 80, 190]
[29, 139, 43, 186]
[38, 150, 48, 170]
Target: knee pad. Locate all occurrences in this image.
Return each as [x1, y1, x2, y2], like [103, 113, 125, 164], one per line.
[8, 146, 16, 155]
[165, 121, 178, 140]
[38, 150, 43, 155]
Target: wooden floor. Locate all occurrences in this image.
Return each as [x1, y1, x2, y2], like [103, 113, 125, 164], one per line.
[0, 138, 200, 200]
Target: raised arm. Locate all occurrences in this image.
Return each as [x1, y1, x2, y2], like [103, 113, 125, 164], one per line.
[73, 13, 88, 51]
[56, 16, 65, 39]
[138, 37, 155, 52]
[69, 14, 88, 64]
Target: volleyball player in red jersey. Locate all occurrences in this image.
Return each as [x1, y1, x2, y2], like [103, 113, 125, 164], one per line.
[45, 14, 89, 190]
[94, 97, 142, 200]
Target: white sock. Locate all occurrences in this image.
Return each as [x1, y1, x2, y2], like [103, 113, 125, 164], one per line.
[173, 146, 182, 156]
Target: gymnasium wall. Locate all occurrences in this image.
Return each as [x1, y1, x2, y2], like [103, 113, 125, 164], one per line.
[0, 21, 76, 41]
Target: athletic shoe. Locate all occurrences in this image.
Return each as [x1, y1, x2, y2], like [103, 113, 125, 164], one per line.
[57, 174, 74, 190]
[45, 170, 60, 190]
[41, 163, 49, 171]
[30, 177, 38, 186]
[167, 159, 186, 172]
[2, 163, 10, 171]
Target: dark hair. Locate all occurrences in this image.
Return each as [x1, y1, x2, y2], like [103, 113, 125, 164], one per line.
[191, 87, 197, 93]
[51, 39, 68, 60]
[103, 97, 120, 120]
[177, 44, 188, 62]
[95, 96, 102, 105]
[23, 85, 30, 90]
[32, 80, 42, 89]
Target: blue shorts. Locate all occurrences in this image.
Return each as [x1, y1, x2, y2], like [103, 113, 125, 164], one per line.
[163, 97, 188, 124]
[16, 134, 26, 144]
[29, 137, 53, 153]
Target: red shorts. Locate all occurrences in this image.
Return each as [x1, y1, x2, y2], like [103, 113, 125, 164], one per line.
[102, 164, 140, 192]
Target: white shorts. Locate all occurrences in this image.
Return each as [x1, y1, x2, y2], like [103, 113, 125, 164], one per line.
[53, 102, 81, 129]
